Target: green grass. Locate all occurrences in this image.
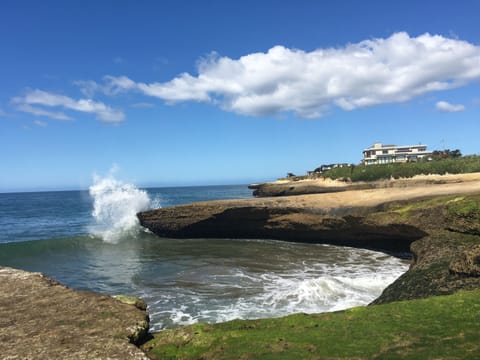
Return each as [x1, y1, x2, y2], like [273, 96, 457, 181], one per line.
[144, 289, 480, 359]
[389, 194, 470, 212]
[322, 156, 480, 182]
[447, 199, 480, 219]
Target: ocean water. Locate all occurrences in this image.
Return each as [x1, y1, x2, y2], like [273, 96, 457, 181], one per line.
[0, 176, 409, 331]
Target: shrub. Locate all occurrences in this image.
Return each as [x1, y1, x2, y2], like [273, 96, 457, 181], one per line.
[323, 156, 480, 182]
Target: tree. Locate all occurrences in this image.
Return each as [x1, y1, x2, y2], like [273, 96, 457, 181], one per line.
[431, 149, 462, 160]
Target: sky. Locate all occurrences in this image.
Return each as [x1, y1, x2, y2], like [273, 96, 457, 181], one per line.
[1, 0, 480, 192]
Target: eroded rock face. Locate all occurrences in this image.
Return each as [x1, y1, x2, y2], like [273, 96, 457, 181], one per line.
[372, 232, 480, 305]
[449, 244, 480, 277]
[138, 204, 425, 253]
[0, 266, 150, 359]
[139, 192, 480, 305]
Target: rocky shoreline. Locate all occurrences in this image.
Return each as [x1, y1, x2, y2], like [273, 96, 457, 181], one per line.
[138, 179, 480, 254]
[2, 176, 480, 358]
[138, 179, 480, 304]
[0, 266, 150, 359]
[137, 177, 480, 358]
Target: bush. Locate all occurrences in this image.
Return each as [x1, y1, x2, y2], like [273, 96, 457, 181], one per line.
[323, 156, 480, 182]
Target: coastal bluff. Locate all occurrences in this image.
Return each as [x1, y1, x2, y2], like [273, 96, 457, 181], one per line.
[138, 178, 480, 254]
[0, 266, 150, 359]
[249, 172, 480, 197]
[139, 176, 480, 358]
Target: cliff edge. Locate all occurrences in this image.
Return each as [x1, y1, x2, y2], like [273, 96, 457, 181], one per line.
[139, 180, 480, 254]
[139, 180, 480, 303]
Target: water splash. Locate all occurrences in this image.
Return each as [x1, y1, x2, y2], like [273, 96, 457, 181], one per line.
[89, 173, 155, 243]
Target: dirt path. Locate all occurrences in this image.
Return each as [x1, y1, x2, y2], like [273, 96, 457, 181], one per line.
[208, 175, 480, 211]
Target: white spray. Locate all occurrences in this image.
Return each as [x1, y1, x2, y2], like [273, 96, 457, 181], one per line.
[89, 171, 154, 243]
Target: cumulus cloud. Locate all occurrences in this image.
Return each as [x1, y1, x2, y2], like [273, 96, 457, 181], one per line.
[436, 101, 465, 112]
[98, 32, 480, 118]
[12, 89, 125, 123]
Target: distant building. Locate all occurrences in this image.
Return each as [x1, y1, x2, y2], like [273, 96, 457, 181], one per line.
[362, 143, 432, 165]
[309, 163, 353, 175]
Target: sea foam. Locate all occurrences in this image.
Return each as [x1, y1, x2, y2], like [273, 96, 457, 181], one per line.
[89, 174, 154, 243]
[141, 241, 408, 332]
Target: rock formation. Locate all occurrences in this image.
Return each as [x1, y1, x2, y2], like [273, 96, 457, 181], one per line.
[0, 266, 150, 359]
[139, 183, 480, 304]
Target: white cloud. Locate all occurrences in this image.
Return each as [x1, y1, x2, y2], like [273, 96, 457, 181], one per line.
[13, 89, 125, 123]
[436, 101, 465, 112]
[74, 76, 135, 98]
[73, 80, 100, 98]
[101, 32, 480, 118]
[15, 103, 72, 120]
[33, 120, 48, 127]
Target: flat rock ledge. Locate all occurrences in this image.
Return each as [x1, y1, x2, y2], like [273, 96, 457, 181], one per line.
[249, 173, 480, 197]
[138, 182, 480, 254]
[139, 184, 480, 304]
[0, 266, 150, 360]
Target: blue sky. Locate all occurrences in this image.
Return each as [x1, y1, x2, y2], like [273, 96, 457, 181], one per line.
[1, 0, 480, 192]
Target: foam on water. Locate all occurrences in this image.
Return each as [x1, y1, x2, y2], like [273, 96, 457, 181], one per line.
[89, 173, 155, 243]
[0, 186, 410, 331]
[142, 243, 409, 331]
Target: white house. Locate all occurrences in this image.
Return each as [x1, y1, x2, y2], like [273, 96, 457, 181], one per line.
[363, 143, 432, 165]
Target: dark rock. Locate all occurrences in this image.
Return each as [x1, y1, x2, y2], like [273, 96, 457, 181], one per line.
[138, 204, 425, 254]
[372, 232, 480, 305]
[248, 181, 353, 197]
[449, 244, 480, 276]
[139, 191, 480, 304]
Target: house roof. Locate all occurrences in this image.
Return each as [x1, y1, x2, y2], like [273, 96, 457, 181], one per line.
[363, 143, 427, 152]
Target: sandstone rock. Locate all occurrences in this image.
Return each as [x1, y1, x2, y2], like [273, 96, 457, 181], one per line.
[138, 189, 480, 305]
[372, 232, 480, 305]
[138, 203, 425, 253]
[0, 267, 150, 359]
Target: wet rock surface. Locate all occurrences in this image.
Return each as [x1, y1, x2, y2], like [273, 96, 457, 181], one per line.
[372, 193, 480, 304]
[0, 266, 150, 359]
[372, 232, 480, 304]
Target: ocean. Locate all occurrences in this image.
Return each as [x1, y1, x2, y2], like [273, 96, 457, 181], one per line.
[0, 175, 409, 331]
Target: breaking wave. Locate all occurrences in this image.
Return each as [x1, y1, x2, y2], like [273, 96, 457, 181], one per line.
[89, 173, 155, 243]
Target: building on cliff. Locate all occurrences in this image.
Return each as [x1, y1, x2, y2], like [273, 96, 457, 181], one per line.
[308, 163, 353, 176]
[362, 142, 432, 165]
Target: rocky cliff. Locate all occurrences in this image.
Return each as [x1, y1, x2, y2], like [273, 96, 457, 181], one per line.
[139, 184, 480, 303]
[139, 187, 480, 359]
[138, 202, 425, 254]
